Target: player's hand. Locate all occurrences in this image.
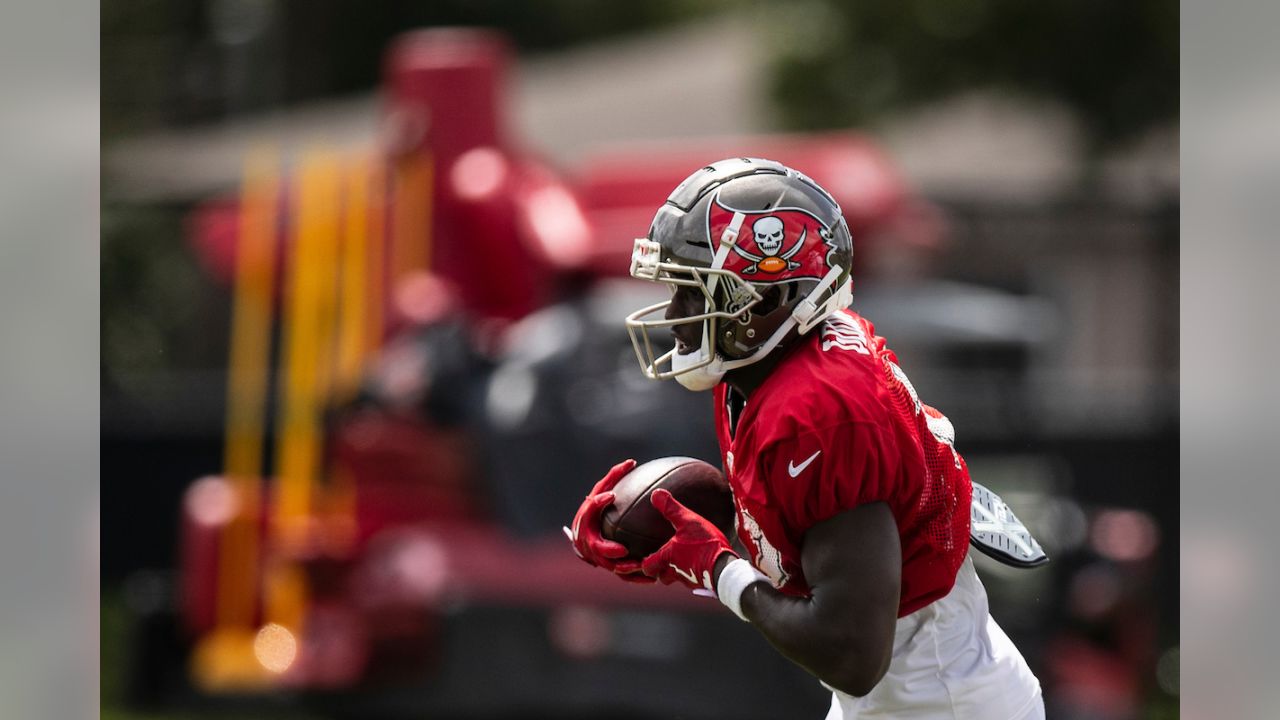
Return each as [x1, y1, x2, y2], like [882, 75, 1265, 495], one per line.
[641, 489, 736, 591]
[611, 558, 656, 584]
[565, 459, 654, 583]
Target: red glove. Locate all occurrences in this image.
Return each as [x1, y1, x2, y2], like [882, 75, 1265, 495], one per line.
[564, 459, 655, 584]
[641, 489, 737, 591]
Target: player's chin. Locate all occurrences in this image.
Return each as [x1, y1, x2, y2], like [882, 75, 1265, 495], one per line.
[672, 335, 700, 356]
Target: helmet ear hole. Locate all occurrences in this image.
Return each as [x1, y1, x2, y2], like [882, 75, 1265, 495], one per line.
[753, 285, 785, 315]
[715, 282, 802, 360]
[752, 283, 798, 316]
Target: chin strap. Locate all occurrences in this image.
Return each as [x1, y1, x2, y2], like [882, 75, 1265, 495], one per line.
[673, 346, 724, 391]
[705, 211, 745, 297]
[791, 265, 848, 333]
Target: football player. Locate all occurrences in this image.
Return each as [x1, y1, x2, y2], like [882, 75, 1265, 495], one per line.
[568, 158, 1045, 719]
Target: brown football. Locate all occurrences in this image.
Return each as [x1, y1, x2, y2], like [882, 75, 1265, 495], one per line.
[601, 456, 735, 559]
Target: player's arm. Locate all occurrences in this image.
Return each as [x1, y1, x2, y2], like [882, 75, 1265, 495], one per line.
[719, 502, 900, 697]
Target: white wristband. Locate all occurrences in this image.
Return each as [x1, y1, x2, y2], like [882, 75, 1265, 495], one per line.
[716, 557, 769, 622]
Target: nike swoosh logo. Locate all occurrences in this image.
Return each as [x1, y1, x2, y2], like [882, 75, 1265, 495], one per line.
[671, 565, 699, 586]
[787, 450, 821, 477]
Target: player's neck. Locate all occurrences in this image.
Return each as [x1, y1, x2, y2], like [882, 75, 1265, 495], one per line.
[724, 339, 794, 400]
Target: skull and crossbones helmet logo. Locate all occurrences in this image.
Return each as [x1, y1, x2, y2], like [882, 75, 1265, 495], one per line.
[734, 215, 806, 274]
[754, 216, 785, 254]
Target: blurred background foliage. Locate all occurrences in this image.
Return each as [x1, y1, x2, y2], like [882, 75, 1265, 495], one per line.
[769, 0, 1177, 150]
[101, 207, 220, 386]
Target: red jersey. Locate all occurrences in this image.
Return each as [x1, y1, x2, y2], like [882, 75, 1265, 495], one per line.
[714, 309, 972, 618]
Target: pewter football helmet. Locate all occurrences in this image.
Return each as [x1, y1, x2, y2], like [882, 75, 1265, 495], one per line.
[625, 158, 854, 390]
